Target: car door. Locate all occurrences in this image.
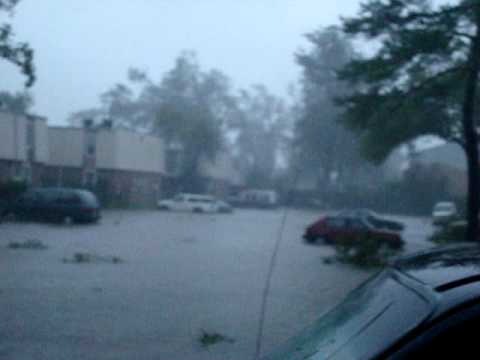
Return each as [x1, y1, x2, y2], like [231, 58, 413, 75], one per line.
[326, 217, 347, 240]
[172, 195, 187, 211]
[55, 190, 82, 220]
[348, 218, 371, 239]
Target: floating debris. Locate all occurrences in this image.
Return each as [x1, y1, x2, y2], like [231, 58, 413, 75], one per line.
[63, 252, 124, 264]
[199, 330, 235, 348]
[8, 239, 48, 250]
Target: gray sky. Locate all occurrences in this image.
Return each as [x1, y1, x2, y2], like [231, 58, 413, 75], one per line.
[1, 0, 361, 125]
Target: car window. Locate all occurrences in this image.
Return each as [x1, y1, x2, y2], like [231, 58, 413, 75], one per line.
[56, 191, 81, 205]
[37, 190, 59, 204]
[327, 217, 347, 229]
[349, 219, 367, 230]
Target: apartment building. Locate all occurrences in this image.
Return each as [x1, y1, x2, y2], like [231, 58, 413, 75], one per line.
[0, 111, 48, 185]
[46, 124, 166, 207]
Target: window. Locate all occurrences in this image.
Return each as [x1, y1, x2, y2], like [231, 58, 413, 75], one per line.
[327, 217, 346, 229]
[349, 219, 367, 230]
[56, 191, 81, 205]
[85, 131, 96, 156]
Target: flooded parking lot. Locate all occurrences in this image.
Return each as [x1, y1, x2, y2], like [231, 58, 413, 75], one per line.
[0, 209, 432, 360]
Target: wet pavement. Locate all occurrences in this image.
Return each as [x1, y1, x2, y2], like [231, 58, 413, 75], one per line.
[0, 209, 433, 360]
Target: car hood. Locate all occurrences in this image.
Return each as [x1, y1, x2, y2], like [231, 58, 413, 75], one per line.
[262, 270, 432, 360]
[433, 210, 454, 217]
[392, 243, 480, 289]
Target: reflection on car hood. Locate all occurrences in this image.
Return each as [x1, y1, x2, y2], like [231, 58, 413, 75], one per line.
[393, 243, 480, 289]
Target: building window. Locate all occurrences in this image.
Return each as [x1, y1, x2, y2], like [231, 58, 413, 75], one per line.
[85, 131, 96, 156]
[26, 121, 35, 161]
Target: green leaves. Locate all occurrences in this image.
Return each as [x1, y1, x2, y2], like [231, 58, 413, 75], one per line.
[0, 90, 33, 114]
[339, 0, 474, 162]
[0, 2, 35, 87]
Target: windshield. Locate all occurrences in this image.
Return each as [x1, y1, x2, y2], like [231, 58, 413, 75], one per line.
[1, 1, 477, 360]
[434, 204, 455, 212]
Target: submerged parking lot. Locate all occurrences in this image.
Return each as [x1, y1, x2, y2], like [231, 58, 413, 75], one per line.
[0, 209, 433, 360]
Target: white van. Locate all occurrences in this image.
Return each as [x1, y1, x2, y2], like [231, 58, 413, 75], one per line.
[157, 193, 218, 213]
[432, 201, 458, 225]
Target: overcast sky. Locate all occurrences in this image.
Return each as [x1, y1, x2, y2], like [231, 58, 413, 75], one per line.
[1, 1, 363, 125]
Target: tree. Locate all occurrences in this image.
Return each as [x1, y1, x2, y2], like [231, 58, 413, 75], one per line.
[338, 0, 480, 241]
[0, 0, 35, 87]
[152, 53, 227, 191]
[69, 52, 233, 192]
[231, 85, 289, 188]
[0, 90, 32, 113]
[294, 27, 367, 194]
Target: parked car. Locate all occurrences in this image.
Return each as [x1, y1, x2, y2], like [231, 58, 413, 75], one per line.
[263, 244, 480, 359]
[3, 187, 101, 224]
[432, 201, 458, 226]
[303, 214, 403, 249]
[157, 193, 219, 213]
[338, 208, 405, 231]
[216, 200, 234, 214]
[230, 189, 278, 208]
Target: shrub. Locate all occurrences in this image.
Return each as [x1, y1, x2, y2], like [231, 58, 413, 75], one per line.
[333, 233, 404, 268]
[430, 221, 467, 244]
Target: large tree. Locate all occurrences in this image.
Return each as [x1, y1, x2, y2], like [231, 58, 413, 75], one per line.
[0, 0, 34, 86]
[339, 0, 480, 241]
[0, 90, 32, 113]
[231, 85, 289, 188]
[294, 26, 367, 192]
[69, 52, 234, 192]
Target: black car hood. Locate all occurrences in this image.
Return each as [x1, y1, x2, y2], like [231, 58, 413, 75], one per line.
[392, 243, 480, 290]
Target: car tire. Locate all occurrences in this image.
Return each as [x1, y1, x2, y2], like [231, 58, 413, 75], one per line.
[158, 205, 169, 211]
[193, 208, 204, 213]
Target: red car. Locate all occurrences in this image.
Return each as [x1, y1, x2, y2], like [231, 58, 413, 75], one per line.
[303, 214, 403, 249]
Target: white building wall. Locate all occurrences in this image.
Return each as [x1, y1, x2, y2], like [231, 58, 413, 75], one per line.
[48, 127, 85, 167]
[34, 118, 49, 163]
[96, 130, 116, 169]
[106, 129, 164, 173]
[0, 111, 27, 161]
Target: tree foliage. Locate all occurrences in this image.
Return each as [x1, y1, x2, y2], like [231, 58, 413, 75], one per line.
[339, 0, 480, 241]
[0, 0, 35, 87]
[294, 26, 367, 190]
[0, 90, 32, 113]
[69, 52, 238, 192]
[232, 85, 289, 188]
[339, 0, 475, 160]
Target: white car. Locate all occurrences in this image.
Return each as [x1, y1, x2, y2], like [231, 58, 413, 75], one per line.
[432, 201, 458, 225]
[157, 193, 219, 213]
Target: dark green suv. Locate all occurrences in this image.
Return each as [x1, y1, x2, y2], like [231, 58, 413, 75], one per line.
[4, 187, 101, 224]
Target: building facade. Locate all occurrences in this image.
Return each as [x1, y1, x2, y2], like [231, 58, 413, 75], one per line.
[0, 111, 48, 185]
[46, 124, 166, 207]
